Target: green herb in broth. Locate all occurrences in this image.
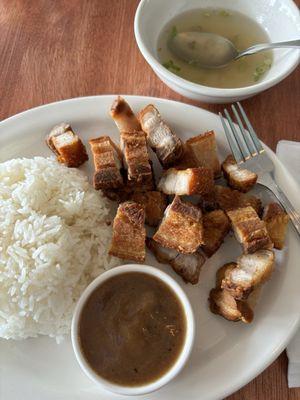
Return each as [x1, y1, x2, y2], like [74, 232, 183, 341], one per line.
[163, 59, 181, 73]
[253, 58, 272, 82]
[157, 8, 273, 88]
[219, 10, 232, 17]
[170, 25, 178, 39]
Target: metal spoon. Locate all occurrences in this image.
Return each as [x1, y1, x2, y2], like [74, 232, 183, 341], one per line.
[169, 32, 300, 68]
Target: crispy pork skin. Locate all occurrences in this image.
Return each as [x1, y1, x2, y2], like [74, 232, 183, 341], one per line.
[153, 196, 203, 254]
[46, 123, 88, 167]
[109, 201, 146, 262]
[222, 155, 257, 192]
[226, 206, 273, 253]
[263, 202, 289, 249]
[89, 136, 123, 190]
[138, 104, 183, 168]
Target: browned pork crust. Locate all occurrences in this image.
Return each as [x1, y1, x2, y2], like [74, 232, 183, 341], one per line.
[222, 155, 257, 192]
[262, 202, 289, 249]
[46, 123, 88, 167]
[89, 136, 123, 190]
[109, 201, 146, 262]
[138, 104, 183, 168]
[153, 196, 203, 254]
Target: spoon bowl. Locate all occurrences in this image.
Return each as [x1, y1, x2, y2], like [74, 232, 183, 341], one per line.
[170, 32, 238, 68]
[169, 31, 300, 69]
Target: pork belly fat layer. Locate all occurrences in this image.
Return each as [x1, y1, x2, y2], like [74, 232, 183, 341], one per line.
[130, 191, 167, 227]
[186, 130, 221, 178]
[158, 167, 214, 196]
[109, 201, 146, 262]
[222, 155, 257, 193]
[121, 131, 154, 190]
[226, 206, 272, 253]
[221, 250, 275, 300]
[209, 262, 254, 323]
[46, 123, 88, 167]
[138, 104, 183, 168]
[89, 136, 124, 190]
[201, 210, 230, 257]
[153, 196, 203, 254]
[146, 238, 205, 284]
[263, 203, 289, 249]
[209, 288, 253, 323]
[110, 96, 141, 133]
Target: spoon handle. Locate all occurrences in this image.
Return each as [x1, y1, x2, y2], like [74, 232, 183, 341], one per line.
[236, 39, 300, 59]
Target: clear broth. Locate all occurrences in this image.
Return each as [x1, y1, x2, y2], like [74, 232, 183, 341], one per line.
[157, 8, 273, 88]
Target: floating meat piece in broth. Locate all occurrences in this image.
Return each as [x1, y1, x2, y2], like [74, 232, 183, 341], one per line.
[89, 136, 123, 191]
[153, 196, 203, 254]
[138, 104, 183, 168]
[46, 123, 88, 167]
[109, 201, 146, 262]
[158, 167, 214, 196]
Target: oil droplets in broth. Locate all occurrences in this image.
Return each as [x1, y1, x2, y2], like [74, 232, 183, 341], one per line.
[157, 8, 273, 89]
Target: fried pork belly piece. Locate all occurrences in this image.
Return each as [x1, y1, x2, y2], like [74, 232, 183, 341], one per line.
[221, 250, 275, 300]
[209, 262, 254, 323]
[129, 191, 167, 227]
[121, 131, 154, 190]
[201, 210, 230, 257]
[89, 136, 123, 190]
[138, 104, 183, 168]
[263, 203, 289, 250]
[158, 167, 214, 196]
[153, 196, 203, 254]
[185, 131, 221, 178]
[222, 155, 257, 192]
[110, 96, 141, 133]
[146, 238, 206, 284]
[199, 185, 262, 214]
[46, 123, 88, 167]
[209, 288, 253, 323]
[109, 201, 146, 262]
[227, 206, 273, 253]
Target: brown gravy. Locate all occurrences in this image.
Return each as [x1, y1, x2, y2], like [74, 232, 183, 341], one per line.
[79, 272, 186, 386]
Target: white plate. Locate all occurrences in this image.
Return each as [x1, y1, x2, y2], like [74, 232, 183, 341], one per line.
[0, 95, 299, 400]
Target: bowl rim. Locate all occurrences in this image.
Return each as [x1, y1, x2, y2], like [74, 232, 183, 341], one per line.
[134, 0, 300, 97]
[71, 264, 195, 396]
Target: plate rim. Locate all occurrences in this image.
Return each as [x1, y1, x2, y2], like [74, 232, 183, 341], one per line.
[0, 94, 299, 400]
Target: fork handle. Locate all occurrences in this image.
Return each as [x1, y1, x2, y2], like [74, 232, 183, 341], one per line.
[260, 174, 300, 237]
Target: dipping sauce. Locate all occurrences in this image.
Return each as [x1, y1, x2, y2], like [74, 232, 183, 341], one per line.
[79, 272, 186, 386]
[157, 8, 273, 88]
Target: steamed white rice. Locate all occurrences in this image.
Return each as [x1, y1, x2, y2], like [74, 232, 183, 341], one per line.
[0, 157, 118, 342]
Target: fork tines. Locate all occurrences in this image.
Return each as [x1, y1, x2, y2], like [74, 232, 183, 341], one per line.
[219, 102, 264, 164]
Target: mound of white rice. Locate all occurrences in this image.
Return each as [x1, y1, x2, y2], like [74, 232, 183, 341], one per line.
[0, 157, 118, 342]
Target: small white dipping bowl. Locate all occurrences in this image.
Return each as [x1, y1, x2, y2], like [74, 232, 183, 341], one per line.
[71, 264, 195, 396]
[134, 0, 300, 103]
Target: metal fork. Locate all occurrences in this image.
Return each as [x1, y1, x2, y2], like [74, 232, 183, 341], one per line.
[219, 102, 300, 237]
